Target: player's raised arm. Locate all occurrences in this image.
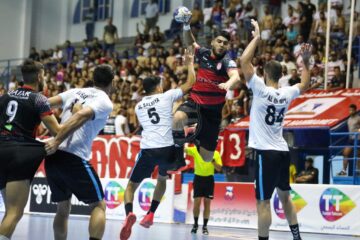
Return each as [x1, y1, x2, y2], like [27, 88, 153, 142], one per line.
[180, 49, 196, 94]
[239, 19, 261, 82]
[296, 44, 312, 94]
[180, 7, 199, 50]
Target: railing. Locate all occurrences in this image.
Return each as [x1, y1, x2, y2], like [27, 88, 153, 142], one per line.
[329, 132, 359, 184]
[0, 58, 25, 89]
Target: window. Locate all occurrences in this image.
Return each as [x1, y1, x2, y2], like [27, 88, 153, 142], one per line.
[131, 0, 170, 18]
[73, 0, 113, 24]
[97, 0, 113, 21]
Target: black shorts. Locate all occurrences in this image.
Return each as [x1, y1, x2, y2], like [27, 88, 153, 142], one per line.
[130, 146, 176, 183]
[0, 140, 45, 189]
[177, 100, 223, 151]
[193, 175, 215, 199]
[255, 150, 291, 201]
[45, 150, 104, 204]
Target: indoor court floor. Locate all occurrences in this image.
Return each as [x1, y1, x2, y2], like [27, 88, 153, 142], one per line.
[3, 214, 359, 240]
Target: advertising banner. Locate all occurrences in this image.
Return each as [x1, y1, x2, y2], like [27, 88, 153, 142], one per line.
[230, 89, 360, 129]
[186, 182, 360, 235]
[101, 178, 175, 223]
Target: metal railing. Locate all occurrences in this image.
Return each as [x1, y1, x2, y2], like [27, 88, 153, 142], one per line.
[0, 58, 25, 89]
[329, 132, 359, 184]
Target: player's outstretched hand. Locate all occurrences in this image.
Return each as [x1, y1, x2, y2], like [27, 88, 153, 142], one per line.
[184, 49, 194, 65]
[250, 19, 260, 39]
[218, 81, 232, 91]
[45, 139, 60, 155]
[300, 43, 312, 66]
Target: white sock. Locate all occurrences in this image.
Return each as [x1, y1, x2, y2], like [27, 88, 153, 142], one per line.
[0, 235, 10, 240]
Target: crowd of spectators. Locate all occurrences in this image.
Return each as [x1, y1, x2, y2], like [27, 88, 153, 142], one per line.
[2, 0, 358, 137]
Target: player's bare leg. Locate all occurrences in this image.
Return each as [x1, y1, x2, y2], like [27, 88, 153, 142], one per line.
[169, 111, 188, 172]
[0, 189, 6, 224]
[0, 180, 30, 239]
[202, 198, 211, 235]
[53, 200, 71, 240]
[120, 181, 140, 240]
[256, 200, 271, 239]
[277, 188, 302, 240]
[88, 200, 106, 240]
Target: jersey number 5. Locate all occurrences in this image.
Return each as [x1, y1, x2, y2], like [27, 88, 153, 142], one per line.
[147, 107, 160, 124]
[265, 105, 285, 125]
[6, 100, 18, 123]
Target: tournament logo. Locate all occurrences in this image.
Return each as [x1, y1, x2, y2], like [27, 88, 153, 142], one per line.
[319, 188, 356, 222]
[224, 186, 234, 200]
[104, 181, 125, 209]
[273, 190, 307, 219]
[32, 184, 48, 204]
[138, 182, 156, 211]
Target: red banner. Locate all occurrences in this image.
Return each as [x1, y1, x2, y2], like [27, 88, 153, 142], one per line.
[36, 130, 246, 178]
[230, 89, 360, 129]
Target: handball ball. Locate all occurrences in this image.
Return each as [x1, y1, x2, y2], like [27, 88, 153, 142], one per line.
[173, 6, 192, 23]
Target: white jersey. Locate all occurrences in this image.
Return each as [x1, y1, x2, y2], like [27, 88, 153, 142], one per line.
[135, 89, 183, 149]
[58, 88, 113, 160]
[247, 74, 300, 151]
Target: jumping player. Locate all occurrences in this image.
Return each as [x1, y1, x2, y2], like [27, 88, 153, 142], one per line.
[0, 60, 60, 240]
[44, 65, 114, 240]
[240, 19, 311, 240]
[170, 15, 240, 172]
[119, 50, 196, 240]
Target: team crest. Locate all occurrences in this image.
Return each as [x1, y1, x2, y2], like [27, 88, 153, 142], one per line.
[216, 62, 222, 70]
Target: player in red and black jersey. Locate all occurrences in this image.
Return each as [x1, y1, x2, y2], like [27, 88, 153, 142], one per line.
[0, 60, 60, 239]
[169, 19, 241, 172]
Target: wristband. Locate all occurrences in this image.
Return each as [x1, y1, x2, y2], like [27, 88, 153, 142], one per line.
[183, 24, 191, 31]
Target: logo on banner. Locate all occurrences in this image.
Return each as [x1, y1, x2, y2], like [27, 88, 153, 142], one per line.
[138, 182, 156, 211]
[104, 181, 125, 209]
[320, 188, 356, 222]
[274, 190, 307, 219]
[32, 184, 48, 204]
[224, 186, 235, 200]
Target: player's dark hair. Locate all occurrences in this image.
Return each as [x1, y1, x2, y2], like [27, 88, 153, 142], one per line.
[215, 30, 231, 42]
[93, 64, 114, 88]
[264, 60, 283, 83]
[143, 76, 161, 94]
[21, 59, 44, 84]
[349, 104, 357, 110]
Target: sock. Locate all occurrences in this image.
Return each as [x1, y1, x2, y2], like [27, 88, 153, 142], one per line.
[148, 200, 160, 213]
[194, 217, 199, 226]
[203, 218, 208, 227]
[0, 235, 10, 240]
[173, 130, 185, 146]
[289, 224, 301, 240]
[259, 237, 269, 240]
[125, 203, 133, 216]
[89, 238, 100, 240]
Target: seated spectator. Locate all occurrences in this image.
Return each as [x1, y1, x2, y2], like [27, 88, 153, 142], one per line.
[115, 108, 130, 136]
[283, 5, 298, 28]
[309, 65, 324, 90]
[328, 66, 345, 90]
[151, 26, 165, 46]
[295, 158, 319, 184]
[281, 51, 297, 72]
[52, 46, 63, 62]
[313, 11, 327, 36]
[211, 0, 227, 31]
[29, 47, 40, 61]
[278, 65, 291, 88]
[288, 69, 301, 86]
[82, 39, 91, 57]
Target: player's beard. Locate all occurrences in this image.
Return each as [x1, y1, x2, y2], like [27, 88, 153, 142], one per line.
[212, 47, 226, 59]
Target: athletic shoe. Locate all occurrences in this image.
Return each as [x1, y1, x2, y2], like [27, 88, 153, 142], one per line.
[140, 212, 154, 228]
[202, 226, 209, 235]
[191, 225, 198, 234]
[120, 213, 137, 240]
[337, 170, 347, 176]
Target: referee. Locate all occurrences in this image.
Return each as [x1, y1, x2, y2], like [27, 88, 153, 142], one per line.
[186, 145, 222, 235]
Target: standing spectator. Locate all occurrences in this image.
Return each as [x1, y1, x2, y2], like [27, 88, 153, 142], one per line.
[278, 65, 291, 88]
[145, 0, 159, 32]
[260, 6, 274, 42]
[84, 7, 95, 41]
[28, 47, 40, 61]
[115, 108, 130, 136]
[295, 158, 319, 184]
[298, 2, 313, 42]
[103, 18, 119, 56]
[211, 0, 227, 32]
[338, 104, 360, 176]
[328, 66, 345, 90]
[283, 5, 298, 28]
[331, 7, 346, 50]
[64, 40, 75, 65]
[190, 2, 204, 38]
[313, 11, 327, 36]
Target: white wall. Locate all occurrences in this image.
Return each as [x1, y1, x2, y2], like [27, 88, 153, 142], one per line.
[0, 0, 32, 60]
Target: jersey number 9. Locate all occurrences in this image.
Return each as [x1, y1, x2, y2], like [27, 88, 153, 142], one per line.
[6, 100, 18, 123]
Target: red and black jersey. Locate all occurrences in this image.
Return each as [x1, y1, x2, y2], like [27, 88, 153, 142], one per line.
[0, 85, 53, 139]
[190, 46, 237, 106]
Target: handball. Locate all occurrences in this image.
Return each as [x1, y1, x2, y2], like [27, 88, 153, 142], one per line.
[173, 6, 192, 23]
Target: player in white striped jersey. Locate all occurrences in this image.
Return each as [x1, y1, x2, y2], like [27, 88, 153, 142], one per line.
[240, 19, 311, 240]
[119, 50, 196, 240]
